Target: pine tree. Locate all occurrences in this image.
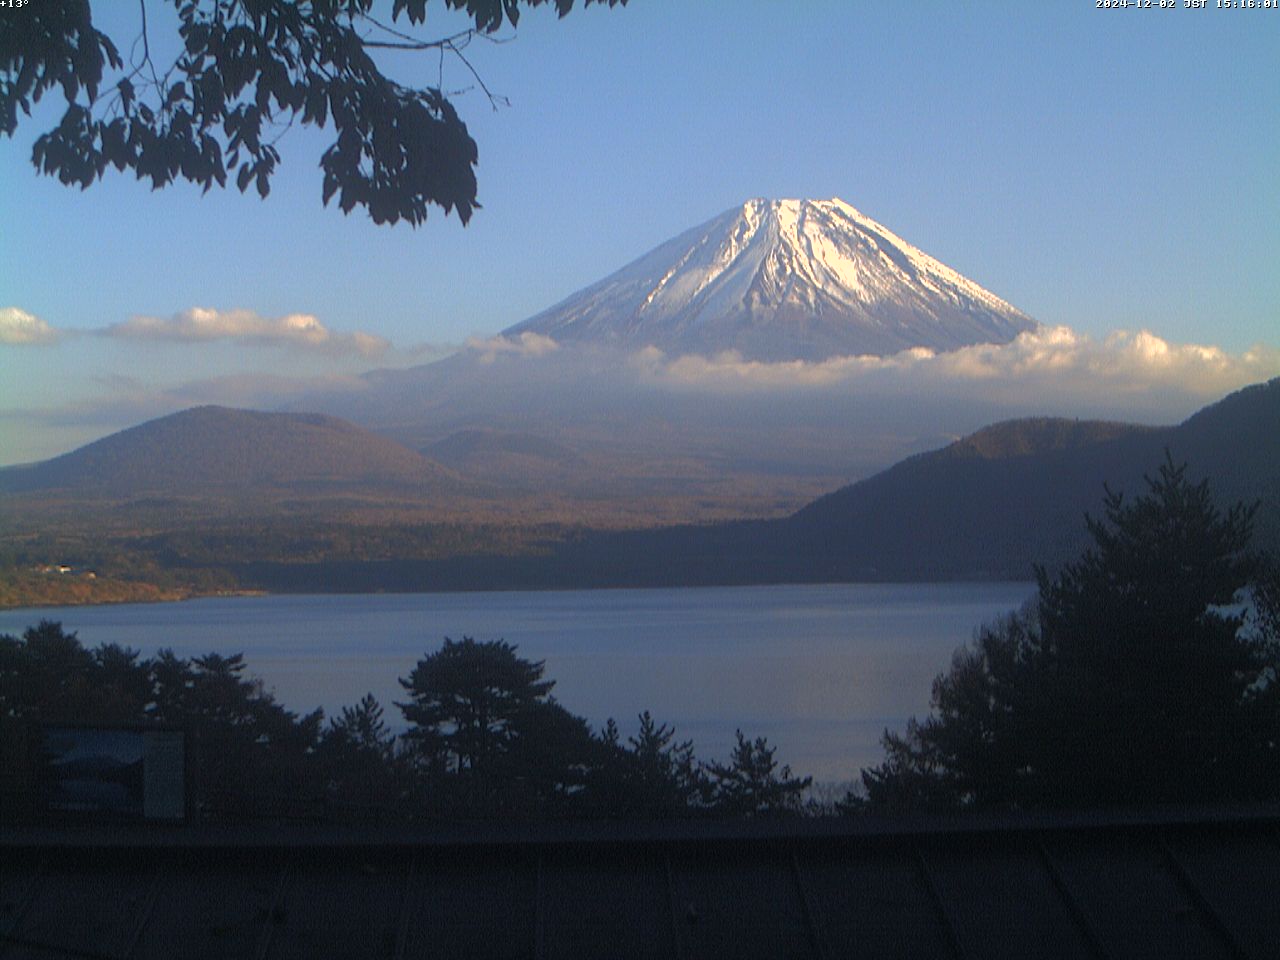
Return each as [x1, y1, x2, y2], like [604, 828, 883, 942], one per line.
[397, 637, 554, 809]
[861, 456, 1280, 810]
[706, 731, 811, 817]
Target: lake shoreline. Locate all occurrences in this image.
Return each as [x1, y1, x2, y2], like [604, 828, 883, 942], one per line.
[0, 569, 1031, 614]
[0, 582, 1037, 781]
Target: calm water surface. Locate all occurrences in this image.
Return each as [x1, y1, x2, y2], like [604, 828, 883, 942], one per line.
[2, 583, 1035, 781]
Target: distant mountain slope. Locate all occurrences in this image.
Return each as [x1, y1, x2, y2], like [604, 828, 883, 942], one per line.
[506, 378, 1280, 587]
[784, 377, 1280, 578]
[1164, 378, 1280, 487]
[425, 429, 577, 468]
[943, 418, 1147, 460]
[0, 406, 459, 496]
[508, 198, 1036, 361]
[784, 422, 1164, 579]
[23, 382, 1272, 601]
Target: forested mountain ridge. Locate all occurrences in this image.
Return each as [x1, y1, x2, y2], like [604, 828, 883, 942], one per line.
[222, 378, 1280, 595]
[520, 377, 1280, 587]
[783, 376, 1280, 578]
[783, 419, 1168, 578]
[1, 381, 1275, 606]
[940, 418, 1154, 460]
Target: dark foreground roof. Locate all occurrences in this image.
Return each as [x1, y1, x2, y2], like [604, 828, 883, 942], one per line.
[2, 806, 1278, 959]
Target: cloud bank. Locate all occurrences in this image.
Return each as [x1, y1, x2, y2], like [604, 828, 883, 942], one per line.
[6, 320, 1276, 467]
[629, 326, 1280, 403]
[465, 331, 559, 363]
[0, 307, 58, 345]
[106, 307, 390, 356]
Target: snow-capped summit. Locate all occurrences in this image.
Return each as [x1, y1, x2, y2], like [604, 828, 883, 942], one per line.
[506, 198, 1036, 361]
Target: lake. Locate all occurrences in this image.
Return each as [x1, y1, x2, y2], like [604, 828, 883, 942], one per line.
[1, 582, 1036, 782]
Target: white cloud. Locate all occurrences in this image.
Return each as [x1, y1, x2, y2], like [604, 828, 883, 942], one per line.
[0, 307, 59, 345]
[465, 331, 559, 364]
[633, 326, 1280, 401]
[105, 307, 390, 356]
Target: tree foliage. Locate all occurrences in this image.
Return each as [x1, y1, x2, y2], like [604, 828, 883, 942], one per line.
[395, 638, 818, 818]
[0, 622, 324, 818]
[860, 456, 1280, 811]
[1, 623, 813, 822]
[705, 729, 811, 817]
[0, 621, 145, 726]
[397, 635, 553, 778]
[316, 692, 410, 813]
[585, 711, 709, 817]
[0, 0, 625, 224]
[499, 697, 601, 813]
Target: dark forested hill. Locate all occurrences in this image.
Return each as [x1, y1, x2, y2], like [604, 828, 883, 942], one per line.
[233, 379, 1280, 595]
[781, 420, 1167, 580]
[0, 406, 460, 497]
[779, 376, 1280, 579]
[493, 378, 1280, 587]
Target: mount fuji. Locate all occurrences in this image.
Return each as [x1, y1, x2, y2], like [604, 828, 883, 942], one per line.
[507, 198, 1036, 362]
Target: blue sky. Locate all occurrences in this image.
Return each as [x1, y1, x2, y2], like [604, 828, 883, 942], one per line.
[1, 1, 1277, 462]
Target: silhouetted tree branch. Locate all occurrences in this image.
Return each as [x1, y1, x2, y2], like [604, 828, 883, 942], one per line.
[0, 0, 626, 225]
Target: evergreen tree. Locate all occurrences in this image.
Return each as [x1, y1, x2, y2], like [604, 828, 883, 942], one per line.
[317, 693, 407, 817]
[706, 730, 811, 817]
[500, 698, 601, 816]
[0, 621, 156, 727]
[151, 650, 324, 818]
[0, 624, 324, 820]
[397, 636, 554, 808]
[328, 692, 394, 757]
[590, 711, 709, 817]
[860, 456, 1280, 810]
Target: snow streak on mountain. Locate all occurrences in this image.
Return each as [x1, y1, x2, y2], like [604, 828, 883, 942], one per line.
[507, 198, 1036, 362]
